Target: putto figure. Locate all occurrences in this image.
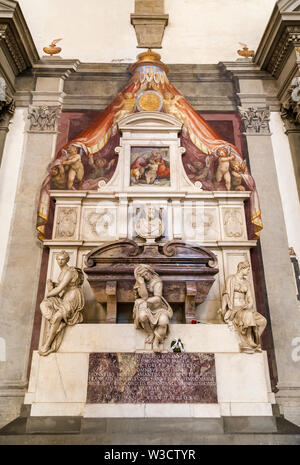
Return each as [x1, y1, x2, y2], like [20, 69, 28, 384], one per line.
[133, 264, 173, 353]
[214, 145, 235, 191]
[39, 251, 85, 356]
[218, 261, 267, 354]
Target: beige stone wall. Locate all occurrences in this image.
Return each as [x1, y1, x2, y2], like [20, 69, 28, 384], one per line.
[17, 0, 277, 63]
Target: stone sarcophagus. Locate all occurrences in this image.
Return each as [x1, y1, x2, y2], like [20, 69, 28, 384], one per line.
[84, 239, 218, 323]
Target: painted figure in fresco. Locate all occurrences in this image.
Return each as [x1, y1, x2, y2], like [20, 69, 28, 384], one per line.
[130, 149, 170, 186]
[163, 92, 186, 124]
[39, 251, 84, 356]
[50, 164, 67, 190]
[214, 145, 236, 191]
[62, 145, 85, 189]
[154, 151, 170, 179]
[186, 156, 212, 182]
[133, 264, 173, 353]
[113, 92, 136, 124]
[88, 154, 116, 180]
[145, 155, 160, 184]
[230, 160, 246, 191]
[218, 261, 267, 354]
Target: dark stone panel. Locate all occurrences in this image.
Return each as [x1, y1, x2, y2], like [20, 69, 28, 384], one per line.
[87, 353, 217, 404]
[223, 416, 277, 433]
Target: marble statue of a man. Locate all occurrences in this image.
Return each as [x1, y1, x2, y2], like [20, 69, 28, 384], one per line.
[39, 250, 84, 356]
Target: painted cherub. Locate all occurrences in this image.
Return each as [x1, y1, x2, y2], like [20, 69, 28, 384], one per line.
[214, 145, 235, 191]
[62, 145, 85, 189]
[163, 92, 186, 124]
[113, 92, 136, 123]
[230, 160, 246, 191]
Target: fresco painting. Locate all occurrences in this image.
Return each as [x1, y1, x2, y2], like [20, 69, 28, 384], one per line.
[130, 147, 170, 186]
[37, 51, 262, 240]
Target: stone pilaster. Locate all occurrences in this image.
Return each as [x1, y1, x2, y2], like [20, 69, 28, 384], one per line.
[0, 62, 78, 426]
[237, 104, 300, 420]
[0, 1, 38, 168]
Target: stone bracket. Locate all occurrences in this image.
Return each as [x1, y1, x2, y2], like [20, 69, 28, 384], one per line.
[106, 280, 117, 324]
[130, 14, 169, 48]
[185, 281, 197, 324]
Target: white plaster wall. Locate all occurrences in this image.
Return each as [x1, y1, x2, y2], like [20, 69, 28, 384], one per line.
[270, 112, 300, 261]
[18, 0, 277, 64]
[0, 108, 27, 281]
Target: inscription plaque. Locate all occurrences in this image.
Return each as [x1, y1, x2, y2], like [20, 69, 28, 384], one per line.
[87, 353, 217, 404]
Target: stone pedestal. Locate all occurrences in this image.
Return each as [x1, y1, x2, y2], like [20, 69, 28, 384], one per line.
[24, 324, 275, 419]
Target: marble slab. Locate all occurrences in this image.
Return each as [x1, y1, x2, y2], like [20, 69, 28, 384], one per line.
[87, 353, 217, 404]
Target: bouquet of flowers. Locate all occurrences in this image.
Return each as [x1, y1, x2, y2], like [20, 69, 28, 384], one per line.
[169, 338, 184, 353]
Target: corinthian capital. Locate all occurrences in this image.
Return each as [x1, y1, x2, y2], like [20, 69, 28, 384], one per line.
[0, 77, 15, 124]
[28, 105, 62, 132]
[280, 77, 300, 132]
[238, 107, 270, 135]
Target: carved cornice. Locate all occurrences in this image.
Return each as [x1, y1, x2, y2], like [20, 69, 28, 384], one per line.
[0, 23, 26, 73]
[0, 0, 39, 86]
[27, 105, 62, 132]
[255, 2, 300, 78]
[238, 107, 271, 134]
[268, 25, 300, 77]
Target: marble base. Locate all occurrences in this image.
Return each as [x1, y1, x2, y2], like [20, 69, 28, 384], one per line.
[25, 324, 274, 418]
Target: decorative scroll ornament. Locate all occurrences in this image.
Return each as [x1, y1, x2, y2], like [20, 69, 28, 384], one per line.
[238, 107, 270, 134]
[28, 105, 62, 131]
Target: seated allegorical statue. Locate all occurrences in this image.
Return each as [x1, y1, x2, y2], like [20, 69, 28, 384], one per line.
[133, 264, 173, 353]
[39, 250, 85, 356]
[218, 261, 267, 354]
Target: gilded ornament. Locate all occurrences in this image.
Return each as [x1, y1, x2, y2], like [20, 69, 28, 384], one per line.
[43, 38, 62, 56]
[237, 43, 254, 59]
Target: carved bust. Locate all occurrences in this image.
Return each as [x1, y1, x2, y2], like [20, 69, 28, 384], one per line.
[135, 206, 164, 241]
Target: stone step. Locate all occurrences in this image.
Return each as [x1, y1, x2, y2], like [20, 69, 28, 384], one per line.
[0, 416, 300, 445]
